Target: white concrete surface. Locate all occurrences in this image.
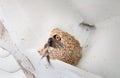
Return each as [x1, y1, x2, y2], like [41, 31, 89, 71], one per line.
[78, 17, 120, 78]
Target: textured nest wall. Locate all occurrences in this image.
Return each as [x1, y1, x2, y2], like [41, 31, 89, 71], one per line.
[40, 28, 82, 66]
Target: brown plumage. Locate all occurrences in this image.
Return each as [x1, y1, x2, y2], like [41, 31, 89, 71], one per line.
[39, 28, 82, 66]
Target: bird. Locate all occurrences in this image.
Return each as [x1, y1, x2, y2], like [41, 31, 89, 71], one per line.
[38, 28, 82, 66]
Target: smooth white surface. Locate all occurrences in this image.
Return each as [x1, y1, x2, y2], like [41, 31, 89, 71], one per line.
[78, 17, 120, 78]
[0, 0, 120, 78]
[70, 0, 120, 24]
[0, 69, 27, 78]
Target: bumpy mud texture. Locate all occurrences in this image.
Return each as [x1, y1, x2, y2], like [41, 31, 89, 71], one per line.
[41, 28, 82, 66]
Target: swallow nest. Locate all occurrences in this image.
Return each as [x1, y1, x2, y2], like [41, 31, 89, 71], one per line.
[41, 28, 82, 66]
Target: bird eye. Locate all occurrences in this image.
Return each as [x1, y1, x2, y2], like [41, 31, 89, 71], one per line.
[53, 34, 61, 41]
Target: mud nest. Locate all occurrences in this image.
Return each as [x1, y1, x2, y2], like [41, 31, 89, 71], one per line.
[40, 28, 82, 66]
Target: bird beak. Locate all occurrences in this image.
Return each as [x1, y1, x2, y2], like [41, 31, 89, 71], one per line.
[47, 38, 63, 48]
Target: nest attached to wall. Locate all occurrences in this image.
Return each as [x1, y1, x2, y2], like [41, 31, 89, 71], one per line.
[39, 28, 82, 66]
